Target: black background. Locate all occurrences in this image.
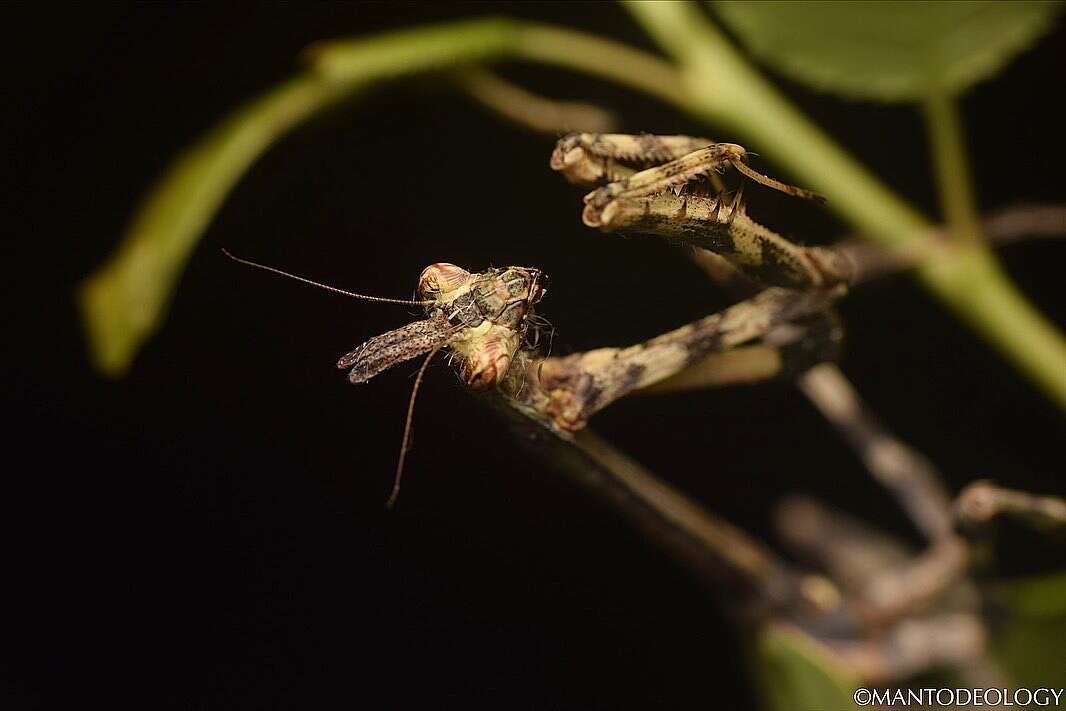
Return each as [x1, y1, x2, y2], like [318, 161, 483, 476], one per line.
[6, 3, 1066, 709]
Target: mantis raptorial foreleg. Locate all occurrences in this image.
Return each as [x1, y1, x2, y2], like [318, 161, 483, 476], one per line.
[518, 134, 854, 432]
[552, 133, 849, 290]
[590, 189, 850, 289]
[581, 142, 822, 211]
[550, 133, 720, 185]
[555, 132, 821, 202]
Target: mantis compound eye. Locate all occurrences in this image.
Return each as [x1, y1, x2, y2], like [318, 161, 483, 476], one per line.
[417, 263, 469, 299]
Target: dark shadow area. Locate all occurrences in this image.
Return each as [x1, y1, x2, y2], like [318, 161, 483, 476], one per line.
[5, 3, 1064, 708]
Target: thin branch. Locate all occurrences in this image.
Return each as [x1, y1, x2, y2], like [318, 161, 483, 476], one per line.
[689, 246, 968, 623]
[837, 203, 1066, 284]
[773, 497, 1003, 688]
[775, 496, 912, 596]
[573, 429, 803, 605]
[455, 67, 618, 134]
[511, 23, 689, 107]
[924, 92, 983, 247]
[858, 536, 969, 626]
[483, 394, 830, 615]
[794, 367, 970, 626]
[797, 365, 955, 543]
[983, 203, 1066, 243]
[690, 251, 957, 545]
[955, 480, 1066, 530]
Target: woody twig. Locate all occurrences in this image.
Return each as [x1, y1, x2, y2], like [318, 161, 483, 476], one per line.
[837, 203, 1066, 284]
[485, 396, 841, 619]
[955, 480, 1066, 530]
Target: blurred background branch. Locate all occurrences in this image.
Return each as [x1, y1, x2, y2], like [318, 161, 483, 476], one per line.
[455, 67, 619, 134]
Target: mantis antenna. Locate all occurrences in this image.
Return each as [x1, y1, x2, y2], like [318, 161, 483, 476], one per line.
[222, 248, 434, 306]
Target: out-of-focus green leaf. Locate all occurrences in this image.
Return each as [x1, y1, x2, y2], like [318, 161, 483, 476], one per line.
[712, 1, 1063, 101]
[989, 571, 1066, 687]
[79, 76, 343, 374]
[79, 18, 520, 375]
[754, 624, 859, 711]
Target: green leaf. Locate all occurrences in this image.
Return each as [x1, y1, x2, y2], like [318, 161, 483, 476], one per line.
[754, 624, 859, 711]
[78, 76, 345, 374]
[78, 18, 520, 375]
[989, 571, 1066, 687]
[712, 1, 1064, 101]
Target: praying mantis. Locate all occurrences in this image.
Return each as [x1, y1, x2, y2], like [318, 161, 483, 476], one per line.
[224, 129, 1065, 693]
[227, 132, 852, 502]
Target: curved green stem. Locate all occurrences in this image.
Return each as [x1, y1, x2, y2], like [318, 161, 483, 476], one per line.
[924, 92, 982, 245]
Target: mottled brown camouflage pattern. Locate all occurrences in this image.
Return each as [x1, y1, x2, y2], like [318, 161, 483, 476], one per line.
[337, 263, 547, 390]
[551, 133, 846, 290]
[550, 132, 716, 185]
[588, 190, 851, 289]
[512, 132, 852, 432]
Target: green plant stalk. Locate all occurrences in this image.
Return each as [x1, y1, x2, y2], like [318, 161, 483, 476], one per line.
[921, 91, 1066, 409]
[312, 21, 689, 107]
[621, 1, 1066, 408]
[924, 91, 983, 245]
